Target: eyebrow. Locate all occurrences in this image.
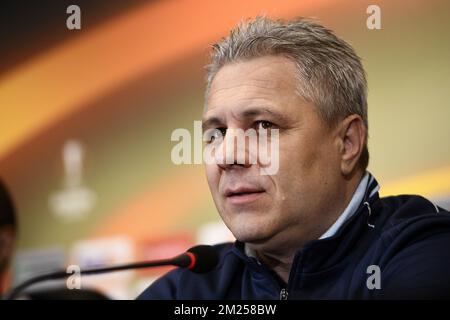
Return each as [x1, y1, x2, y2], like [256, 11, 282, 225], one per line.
[202, 106, 288, 131]
[202, 117, 224, 132]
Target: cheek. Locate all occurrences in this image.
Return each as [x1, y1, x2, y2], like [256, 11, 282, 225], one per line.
[285, 129, 337, 170]
[275, 134, 334, 195]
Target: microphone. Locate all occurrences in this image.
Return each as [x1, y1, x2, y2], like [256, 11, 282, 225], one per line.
[5, 245, 218, 300]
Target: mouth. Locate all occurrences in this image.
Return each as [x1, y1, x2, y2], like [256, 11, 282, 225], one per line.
[224, 187, 266, 205]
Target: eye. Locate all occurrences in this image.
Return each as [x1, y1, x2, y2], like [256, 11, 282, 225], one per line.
[255, 120, 274, 131]
[206, 128, 226, 143]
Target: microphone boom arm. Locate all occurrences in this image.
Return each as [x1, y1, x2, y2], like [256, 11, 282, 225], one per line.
[5, 254, 191, 300]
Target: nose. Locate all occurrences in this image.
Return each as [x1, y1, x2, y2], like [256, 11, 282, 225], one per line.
[215, 129, 254, 171]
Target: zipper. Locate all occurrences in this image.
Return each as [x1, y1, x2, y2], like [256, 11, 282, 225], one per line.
[279, 288, 289, 300]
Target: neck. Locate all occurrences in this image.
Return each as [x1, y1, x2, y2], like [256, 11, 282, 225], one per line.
[248, 170, 365, 283]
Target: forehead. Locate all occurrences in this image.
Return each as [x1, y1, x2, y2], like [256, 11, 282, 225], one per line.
[204, 56, 301, 117]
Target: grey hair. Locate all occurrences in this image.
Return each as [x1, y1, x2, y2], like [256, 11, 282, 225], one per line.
[205, 17, 369, 170]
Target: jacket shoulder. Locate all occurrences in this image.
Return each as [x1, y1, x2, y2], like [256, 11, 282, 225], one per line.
[377, 194, 448, 227]
[362, 195, 450, 298]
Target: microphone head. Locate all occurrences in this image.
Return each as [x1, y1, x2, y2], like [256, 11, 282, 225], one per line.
[186, 245, 219, 273]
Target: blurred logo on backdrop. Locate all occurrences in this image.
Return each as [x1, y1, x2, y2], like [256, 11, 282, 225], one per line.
[49, 140, 97, 222]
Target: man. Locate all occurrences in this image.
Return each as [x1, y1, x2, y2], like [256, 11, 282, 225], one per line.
[0, 178, 16, 296]
[138, 17, 450, 299]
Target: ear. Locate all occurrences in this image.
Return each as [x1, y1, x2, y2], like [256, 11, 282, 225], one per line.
[336, 115, 366, 176]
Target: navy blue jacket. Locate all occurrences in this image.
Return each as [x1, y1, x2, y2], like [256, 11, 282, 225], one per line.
[138, 178, 450, 299]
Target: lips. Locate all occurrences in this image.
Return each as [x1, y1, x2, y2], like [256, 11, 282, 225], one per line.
[224, 187, 264, 197]
[224, 186, 265, 205]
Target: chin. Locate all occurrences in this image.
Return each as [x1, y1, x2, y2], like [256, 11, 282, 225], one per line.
[225, 214, 276, 243]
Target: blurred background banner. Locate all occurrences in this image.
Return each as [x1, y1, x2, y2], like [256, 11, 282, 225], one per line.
[0, 0, 449, 298]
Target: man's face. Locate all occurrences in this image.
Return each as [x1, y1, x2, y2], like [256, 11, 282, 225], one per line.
[203, 56, 344, 248]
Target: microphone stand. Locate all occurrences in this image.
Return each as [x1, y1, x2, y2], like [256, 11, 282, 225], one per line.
[6, 254, 191, 300]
